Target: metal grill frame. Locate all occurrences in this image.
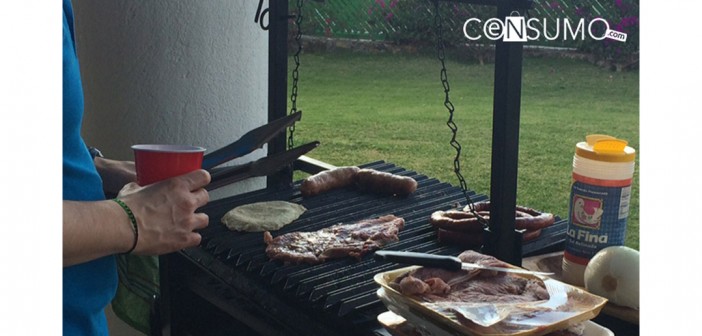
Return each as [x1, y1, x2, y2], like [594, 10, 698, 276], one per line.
[159, 161, 567, 336]
[267, 0, 537, 265]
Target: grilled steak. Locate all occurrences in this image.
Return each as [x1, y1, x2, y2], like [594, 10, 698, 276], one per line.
[263, 215, 405, 264]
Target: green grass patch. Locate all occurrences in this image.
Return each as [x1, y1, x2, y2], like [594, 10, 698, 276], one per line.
[289, 51, 639, 249]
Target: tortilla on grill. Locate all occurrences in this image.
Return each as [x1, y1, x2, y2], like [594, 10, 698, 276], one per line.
[221, 201, 307, 232]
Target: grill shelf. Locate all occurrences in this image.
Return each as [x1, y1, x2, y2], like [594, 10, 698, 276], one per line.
[163, 161, 567, 335]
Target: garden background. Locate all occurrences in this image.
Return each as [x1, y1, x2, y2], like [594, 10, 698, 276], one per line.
[285, 0, 640, 248]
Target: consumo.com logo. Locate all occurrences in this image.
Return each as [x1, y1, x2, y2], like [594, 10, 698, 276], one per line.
[463, 12, 627, 43]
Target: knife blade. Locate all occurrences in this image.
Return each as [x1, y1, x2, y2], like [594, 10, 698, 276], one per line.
[373, 251, 553, 276]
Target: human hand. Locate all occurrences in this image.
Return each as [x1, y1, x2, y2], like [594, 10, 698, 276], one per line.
[116, 169, 211, 255]
[94, 157, 137, 195]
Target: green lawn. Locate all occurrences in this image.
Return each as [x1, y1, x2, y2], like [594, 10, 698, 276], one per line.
[289, 51, 639, 250]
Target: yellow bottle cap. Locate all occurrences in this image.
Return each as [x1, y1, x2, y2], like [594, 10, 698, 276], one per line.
[586, 134, 617, 146]
[593, 139, 628, 154]
[576, 135, 636, 162]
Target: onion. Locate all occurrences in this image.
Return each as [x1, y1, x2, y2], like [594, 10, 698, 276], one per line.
[584, 246, 639, 309]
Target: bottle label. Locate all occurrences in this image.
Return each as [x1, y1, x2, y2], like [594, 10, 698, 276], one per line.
[564, 174, 632, 264]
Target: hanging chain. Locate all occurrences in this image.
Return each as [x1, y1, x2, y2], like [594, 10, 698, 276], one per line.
[433, 1, 488, 226]
[288, 0, 304, 150]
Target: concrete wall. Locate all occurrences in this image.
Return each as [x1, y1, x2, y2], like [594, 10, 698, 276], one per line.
[73, 0, 269, 199]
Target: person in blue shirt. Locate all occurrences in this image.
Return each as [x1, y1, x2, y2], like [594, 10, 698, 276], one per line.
[63, 0, 211, 334]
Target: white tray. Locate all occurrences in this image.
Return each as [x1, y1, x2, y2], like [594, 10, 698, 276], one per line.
[378, 289, 615, 336]
[374, 265, 608, 336]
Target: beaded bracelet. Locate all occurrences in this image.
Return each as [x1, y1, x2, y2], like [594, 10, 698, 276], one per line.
[112, 198, 138, 254]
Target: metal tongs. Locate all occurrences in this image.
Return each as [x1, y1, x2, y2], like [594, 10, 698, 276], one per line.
[202, 111, 319, 191]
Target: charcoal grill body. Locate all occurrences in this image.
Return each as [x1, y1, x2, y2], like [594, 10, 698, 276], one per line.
[160, 162, 567, 336]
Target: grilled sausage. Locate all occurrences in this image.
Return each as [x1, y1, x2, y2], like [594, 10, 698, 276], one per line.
[430, 210, 485, 232]
[457, 201, 555, 231]
[512, 204, 555, 230]
[300, 166, 360, 197]
[355, 169, 418, 196]
[431, 201, 553, 248]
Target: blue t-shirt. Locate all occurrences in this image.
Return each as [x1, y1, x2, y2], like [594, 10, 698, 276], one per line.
[63, 0, 117, 335]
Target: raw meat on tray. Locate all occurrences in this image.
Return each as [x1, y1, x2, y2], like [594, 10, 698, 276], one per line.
[390, 250, 550, 303]
[376, 250, 609, 336]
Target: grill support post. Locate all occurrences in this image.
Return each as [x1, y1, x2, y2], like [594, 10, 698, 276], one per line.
[483, 0, 530, 266]
[267, 0, 293, 191]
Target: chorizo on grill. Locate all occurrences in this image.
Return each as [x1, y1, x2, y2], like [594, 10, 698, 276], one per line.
[300, 166, 360, 197]
[355, 169, 417, 196]
[463, 201, 555, 231]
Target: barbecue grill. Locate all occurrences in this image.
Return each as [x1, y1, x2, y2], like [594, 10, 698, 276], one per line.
[159, 161, 567, 336]
[158, 0, 571, 335]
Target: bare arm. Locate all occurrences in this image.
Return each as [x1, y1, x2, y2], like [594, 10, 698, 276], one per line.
[63, 169, 211, 267]
[63, 199, 135, 266]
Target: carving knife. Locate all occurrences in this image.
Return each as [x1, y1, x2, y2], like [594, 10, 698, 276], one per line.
[374, 251, 553, 276]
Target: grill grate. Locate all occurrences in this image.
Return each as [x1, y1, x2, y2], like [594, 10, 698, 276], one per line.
[179, 161, 567, 335]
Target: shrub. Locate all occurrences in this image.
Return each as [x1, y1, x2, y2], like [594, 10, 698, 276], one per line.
[293, 0, 639, 71]
[380, 0, 497, 64]
[571, 0, 639, 71]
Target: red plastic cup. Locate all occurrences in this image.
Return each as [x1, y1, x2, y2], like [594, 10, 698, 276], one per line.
[132, 144, 206, 186]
